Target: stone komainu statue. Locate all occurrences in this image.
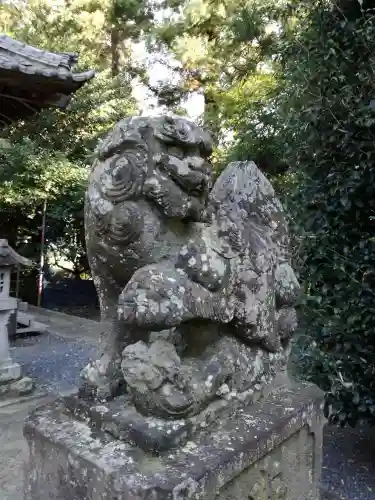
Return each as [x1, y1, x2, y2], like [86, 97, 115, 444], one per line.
[82, 115, 300, 419]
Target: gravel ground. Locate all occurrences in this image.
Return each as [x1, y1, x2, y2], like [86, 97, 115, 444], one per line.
[322, 422, 375, 499]
[10, 332, 97, 394]
[9, 330, 375, 499]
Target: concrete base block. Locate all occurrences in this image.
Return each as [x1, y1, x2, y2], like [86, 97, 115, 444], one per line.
[24, 381, 324, 500]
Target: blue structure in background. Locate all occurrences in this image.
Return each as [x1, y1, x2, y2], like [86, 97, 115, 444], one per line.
[42, 279, 99, 312]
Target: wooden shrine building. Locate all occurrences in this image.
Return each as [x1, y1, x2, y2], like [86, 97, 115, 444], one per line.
[0, 34, 95, 126]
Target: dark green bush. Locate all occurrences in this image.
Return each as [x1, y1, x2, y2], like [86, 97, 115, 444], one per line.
[225, 0, 375, 426]
[278, 0, 375, 426]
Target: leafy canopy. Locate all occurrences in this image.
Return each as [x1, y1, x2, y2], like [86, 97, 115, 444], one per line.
[0, 0, 141, 278]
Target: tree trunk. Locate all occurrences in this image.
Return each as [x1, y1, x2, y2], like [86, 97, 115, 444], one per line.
[203, 90, 221, 142]
[111, 26, 125, 77]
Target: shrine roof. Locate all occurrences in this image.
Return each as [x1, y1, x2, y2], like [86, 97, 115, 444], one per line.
[0, 34, 95, 125]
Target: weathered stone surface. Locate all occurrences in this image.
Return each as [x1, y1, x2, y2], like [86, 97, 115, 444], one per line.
[23, 115, 324, 500]
[24, 381, 324, 500]
[82, 115, 300, 420]
[66, 372, 290, 454]
[0, 376, 33, 398]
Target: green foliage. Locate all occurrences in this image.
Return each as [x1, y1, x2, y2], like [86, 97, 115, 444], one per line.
[172, 0, 375, 426]
[0, 0, 139, 282]
[0, 136, 87, 269]
[212, 72, 288, 176]
[151, 0, 291, 139]
[267, 0, 375, 426]
[108, 0, 154, 38]
[7, 70, 137, 163]
[1, 0, 154, 71]
[0, 68, 137, 275]
[1, 0, 108, 69]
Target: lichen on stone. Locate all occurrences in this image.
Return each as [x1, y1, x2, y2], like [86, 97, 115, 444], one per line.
[81, 115, 300, 421]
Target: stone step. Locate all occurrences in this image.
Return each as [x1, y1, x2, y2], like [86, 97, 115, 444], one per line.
[13, 311, 47, 336]
[17, 311, 31, 327]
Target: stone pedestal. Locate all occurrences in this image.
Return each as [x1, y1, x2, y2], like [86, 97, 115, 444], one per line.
[24, 381, 324, 500]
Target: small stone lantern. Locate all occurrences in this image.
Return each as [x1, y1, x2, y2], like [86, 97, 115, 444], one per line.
[0, 239, 33, 398]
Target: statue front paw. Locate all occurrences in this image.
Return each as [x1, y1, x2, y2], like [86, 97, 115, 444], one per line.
[118, 267, 193, 328]
[118, 285, 191, 328]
